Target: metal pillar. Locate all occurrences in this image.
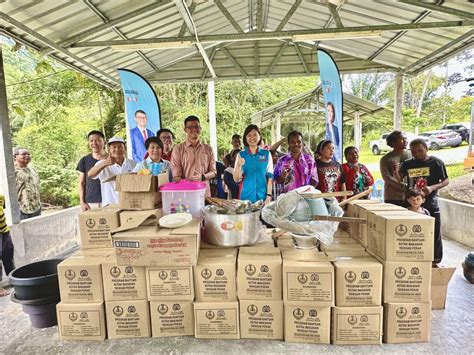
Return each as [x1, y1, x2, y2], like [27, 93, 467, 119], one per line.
[354, 110, 362, 151]
[0, 46, 20, 225]
[208, 81, 218, 160]
[394, 72, 403, 130]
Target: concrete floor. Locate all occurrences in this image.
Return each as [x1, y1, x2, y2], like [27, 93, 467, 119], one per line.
[1, 239, 473, 354]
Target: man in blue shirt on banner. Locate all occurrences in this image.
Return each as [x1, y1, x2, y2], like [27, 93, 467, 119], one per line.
[130, 109, 155, 162]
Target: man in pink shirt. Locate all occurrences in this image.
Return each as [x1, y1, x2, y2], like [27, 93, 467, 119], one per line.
[170, 116, 216, 196]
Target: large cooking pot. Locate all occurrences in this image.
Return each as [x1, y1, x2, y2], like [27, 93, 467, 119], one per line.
[203, 205, 261, 246]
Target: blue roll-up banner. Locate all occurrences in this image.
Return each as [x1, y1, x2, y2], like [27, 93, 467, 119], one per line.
[317, 50, 343, 162]
[118, 69, 161, 162]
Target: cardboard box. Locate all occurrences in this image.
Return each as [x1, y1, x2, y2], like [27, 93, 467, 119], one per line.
[431, 267, 456, 309]
[383, 302, 431, 343]
[56, 302, 106, 340]
[237, 247, 282, 300]
[277, 237, 294, 251]
[146, 266, 194, 301]
[194, 249, 237, 301]
[383, 261, 432, 303]
[332, 306, 383, 345]
[284, 304, 330, 344]
[354, 203, 407, 247]
[115, 173, 168, 210]
[320, 243, 365, 253]
[334, 229, 351, 239]
[58, 255, 106, 303]
[324, 250, 369, 261]
[73, 248, 115, 257]
[119, 209, 162, 226]
[112, 217, 201, 266]
[367, 211, 434, 261]
[333, 257, 382, 307]
[239, 300, 283, 340]
[150, 301, 194, 337]
[79, 207, 120, 249]
[193, 301, 240, 339]
[345, 200, 383, 239]
[105, 300, 151, 339]
[320, 238, 357, 252]
[282, 250, 334, 306]
[101, 256, 147, 301]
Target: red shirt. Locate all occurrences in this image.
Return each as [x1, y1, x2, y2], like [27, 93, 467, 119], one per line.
[341, 163, 374, 195]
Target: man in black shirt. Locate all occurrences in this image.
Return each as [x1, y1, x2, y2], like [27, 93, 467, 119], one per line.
[395, 139, 449, 265]
[76, 130, 108, 211]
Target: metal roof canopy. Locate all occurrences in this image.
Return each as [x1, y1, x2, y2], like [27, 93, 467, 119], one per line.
[251, 86, 392, 129]
[1, 1, 473, 89]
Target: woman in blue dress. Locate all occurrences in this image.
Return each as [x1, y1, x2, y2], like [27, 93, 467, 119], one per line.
[233, 125, 273, 204]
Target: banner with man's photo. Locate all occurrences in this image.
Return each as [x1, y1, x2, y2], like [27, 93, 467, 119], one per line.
[317, 50, 343, 162]
[118, 69, 161, 162]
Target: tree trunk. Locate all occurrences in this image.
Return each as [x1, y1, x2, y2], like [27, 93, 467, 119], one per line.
[416, 71, 431, 118]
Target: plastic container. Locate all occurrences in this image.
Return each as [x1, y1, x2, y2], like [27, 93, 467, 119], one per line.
[371, 179, 385, 202]
[160, 180, 207, 218]
[10, 292, 59, 328]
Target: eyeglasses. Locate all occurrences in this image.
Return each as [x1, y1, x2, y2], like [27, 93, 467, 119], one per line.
[160, 135, 173, 140]
[186, 125, 201, 130]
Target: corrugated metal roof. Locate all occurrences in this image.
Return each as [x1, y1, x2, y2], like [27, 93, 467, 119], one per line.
[1, 0, 472, 88]
[251, 86, 392, 129]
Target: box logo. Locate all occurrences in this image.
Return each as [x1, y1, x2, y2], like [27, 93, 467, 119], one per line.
[260, 265, 269, 273]
[395, 267, 406, 278]
[99, 218, 107, 225]
[245, 264, 256, 276]
[360, 271, 370, 279]
[206, 310, 215, 320]
[217, 309, 226, 318]
[345, 271, 357, 283]
[412, 225, 422, 233]
[216, 268, 225, 276]
[262, 305, 271, 313]
[348, 315, 357, 325]
[110, 266, 121, 278]
[80, 312, 88, 320]
[411, 307, 420, 315]
[395, 224, 408, 236]
[79, 269, 88, 277]
[201, 268, 212, 279]
[65, 269, 76, 280]
[308, 309, 318, 318]
[172, 304, 181, 311]
[158, 304, 168, 315]
[86, 219, 95, 228]
[127, 306, 136, 314]
[396, 307, 407, 318]
[170, 270, 178, 277]
[360, 315, 368, 323]
[311, 273, 319, 282]
[298, 274, 308, 284]
[293, 308, 304, 320]
[125, 266, 134, 274]
[113, 306, 124, 317]
[69, 312, 78, 321]
[411, 267, 419, 275]
[247, 304, 258, 315]
[159, 270, 168, 280]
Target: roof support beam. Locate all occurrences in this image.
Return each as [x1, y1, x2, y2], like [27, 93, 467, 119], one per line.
[254, 41, 259, 78]
[326, 3, 344, 28]
[265, 41, 289, 77]
[275, 0, 302, 31]
[71, 20, 473, 48]
[221, 47, 248, 79]
[257, 0, 264, 32]
[178, 1, 196, 37]
[404, 29, 474, 73]
[82, 0, 157, 72]
[173, 0, 217, 78]
[398, 0, 474, 21]
[0, 13, 119, 86]
[248, 0, 254, 31]
[200, 46, 218, 80]
[293, 42, 310, 74]
[215, 0, 244, 33]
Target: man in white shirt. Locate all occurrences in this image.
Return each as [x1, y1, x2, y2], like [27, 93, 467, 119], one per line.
[88, 137, 136, 205]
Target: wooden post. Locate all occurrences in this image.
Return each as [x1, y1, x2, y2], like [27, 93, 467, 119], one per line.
[208, 81, 218, 160]
[394, 72, 403, 130]
[354, 110, 362, 150]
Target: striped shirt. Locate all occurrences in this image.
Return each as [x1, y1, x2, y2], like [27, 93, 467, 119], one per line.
[0, 194, 9, 233]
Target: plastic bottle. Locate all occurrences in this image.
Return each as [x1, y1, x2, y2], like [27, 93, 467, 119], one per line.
[371, 179, 385, 202]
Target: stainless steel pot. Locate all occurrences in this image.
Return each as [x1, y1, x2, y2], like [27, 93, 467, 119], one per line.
[203, 205, 261, 246]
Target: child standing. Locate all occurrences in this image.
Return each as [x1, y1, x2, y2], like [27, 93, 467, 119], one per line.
[0, 194, 15, 296]
[342, 146, 374, 196]
[406, 188, 430, 215]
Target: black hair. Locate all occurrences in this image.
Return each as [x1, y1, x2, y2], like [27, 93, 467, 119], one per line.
[406, 187, 424, 200]
[287, 130, 303, 143]
[409, 138, 428, 150]
[315, 139, 333, 155]
[232, 134, 241, 140]
[344, 146, 358, 157]
[134, 109, 146, 116]
[87, 130, 105, 139]
[386, 130, 403, 148]
[184, 115, 200, 126]
[144, 136, 164, 150]
[157, 128, 175, 140]
[242, 124, 262, 147]
[326, 101, 336, 123]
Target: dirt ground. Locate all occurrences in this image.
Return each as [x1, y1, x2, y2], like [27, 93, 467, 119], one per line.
[439, 173, 474, 205]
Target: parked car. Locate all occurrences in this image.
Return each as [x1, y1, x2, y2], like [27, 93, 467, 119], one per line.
[440, 122, 471, 143]
[369, 132, 430, 155]
[418, 130, 462, 150]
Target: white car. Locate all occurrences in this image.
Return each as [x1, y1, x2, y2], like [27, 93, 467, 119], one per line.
[369, 132, 430, 155]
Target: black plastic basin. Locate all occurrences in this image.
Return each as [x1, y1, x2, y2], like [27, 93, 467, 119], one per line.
[9, 259, 63, 300]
